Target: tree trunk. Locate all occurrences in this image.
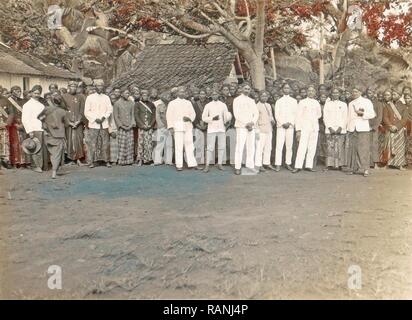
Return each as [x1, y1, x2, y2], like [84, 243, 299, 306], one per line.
[242, 50, 265, 90]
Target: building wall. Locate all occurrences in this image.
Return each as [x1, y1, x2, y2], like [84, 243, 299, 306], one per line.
[0, 73, 74, 94]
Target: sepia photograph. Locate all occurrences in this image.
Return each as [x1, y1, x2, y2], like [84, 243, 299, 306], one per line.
[0, 0, 411, 304]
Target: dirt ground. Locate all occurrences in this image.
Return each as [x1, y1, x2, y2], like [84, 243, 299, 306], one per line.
[0, 164, 412, 299]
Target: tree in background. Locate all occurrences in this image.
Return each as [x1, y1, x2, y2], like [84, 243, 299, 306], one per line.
[0, 0, 411, 89]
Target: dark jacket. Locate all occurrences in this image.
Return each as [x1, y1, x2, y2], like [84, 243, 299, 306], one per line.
[134, 100, 156, 129]
[369, 99, 384, 131]
[38, 106, 68, 138]
[382, 101, 408, 130]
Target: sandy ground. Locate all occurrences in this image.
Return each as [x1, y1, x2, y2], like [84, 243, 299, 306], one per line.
[0, 164, 412, 299]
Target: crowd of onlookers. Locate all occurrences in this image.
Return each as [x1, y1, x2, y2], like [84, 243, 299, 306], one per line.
[0, 78, 411, 178]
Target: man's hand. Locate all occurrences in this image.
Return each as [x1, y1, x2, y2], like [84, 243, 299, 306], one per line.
[356, 109, 364, 117]
[390, 125, 398, 133]
[329, 127, 335, 135]
[212, 115, 220, 121]
[183, 116, 192, 122]
[29, 132, 34, 139]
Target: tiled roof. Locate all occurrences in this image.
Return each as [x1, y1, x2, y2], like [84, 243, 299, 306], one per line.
[112, 43, 237, 92]
[0, 42, 78, 79]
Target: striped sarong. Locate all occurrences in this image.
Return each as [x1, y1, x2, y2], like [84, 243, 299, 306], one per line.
[381, 128, 407, 167]
[117, 128, 134, 165]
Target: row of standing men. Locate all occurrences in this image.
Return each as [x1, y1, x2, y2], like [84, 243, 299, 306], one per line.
[1, 80, 411, 178]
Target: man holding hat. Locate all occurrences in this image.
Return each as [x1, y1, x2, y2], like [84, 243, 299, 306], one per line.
[22, 86, 46, 172]
[62, 81, 86, 165]
[84, 79, 113, 168]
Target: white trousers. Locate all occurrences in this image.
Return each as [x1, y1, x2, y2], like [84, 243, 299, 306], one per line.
[174, 130, 197, 169]
[223, 128, 236, 164]
[152, 128, 173, 165]
[275, 127, 294, 166]
[255, 131, 273, 167]
[193, 128, 206, 165]
[235, 128, 255, 170]
[294, 130, 319, 169]
[206, 132, 226, 165]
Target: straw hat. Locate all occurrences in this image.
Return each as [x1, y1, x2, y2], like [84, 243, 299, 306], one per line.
[22, 137, 41, 155]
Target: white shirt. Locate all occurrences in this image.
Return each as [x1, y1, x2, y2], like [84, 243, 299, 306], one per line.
[347, 96, 376, 132]
[295, 98, 322, 132]
[274, 95, 298, 128]
[323, 100, 348, 134]
[166, 97, 196, 132]
[256, 102, 274, 133]
[84, 93, 113, 129]
[202, 100, 232, 133]
[22, 98, 45, 133]
[233, 94, 259, 128]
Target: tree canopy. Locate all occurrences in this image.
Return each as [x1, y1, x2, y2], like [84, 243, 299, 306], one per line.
[0, 0, 410, 89]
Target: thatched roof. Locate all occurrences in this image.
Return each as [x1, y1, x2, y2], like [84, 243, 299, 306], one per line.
[112, 43, 237, 92]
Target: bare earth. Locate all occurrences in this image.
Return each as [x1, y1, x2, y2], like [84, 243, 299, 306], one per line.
[0, 164, 412, 299]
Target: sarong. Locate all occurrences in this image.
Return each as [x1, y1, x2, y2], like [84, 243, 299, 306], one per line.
[87, 128, 110, 162]
[8, 125, 30, 165]
[381, 128, 407, 167]
[136, 128, 154, 163]
[0, 127, 10, 162]
[345, 131, 370, 172]
[325, 134, 346, 168]
[117, 128, 134, 165]
[66, 126, 84, 161]
[109, 133, 118, 163]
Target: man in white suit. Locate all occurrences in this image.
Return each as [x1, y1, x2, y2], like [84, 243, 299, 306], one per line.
[274, 83, 298, 172]
[233, 83, 259, 175]
[166, 87, 200, 171]
[292, 85, 322, 173]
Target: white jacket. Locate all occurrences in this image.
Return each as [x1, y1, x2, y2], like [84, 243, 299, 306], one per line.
[295, 98, 322, 132]
[84, 93, 113, 129]
[347, 96, 376, 132]
[202, 100, 232, 133]
[233, 94, 259, 129]
[166, 98, 196, 132]
[22, 98, 45, 133]
[274, 95, 298, 128]
[323, 100, 348, 134]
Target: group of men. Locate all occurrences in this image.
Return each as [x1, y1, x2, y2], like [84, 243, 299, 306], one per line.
[1, 78, 411, 178]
